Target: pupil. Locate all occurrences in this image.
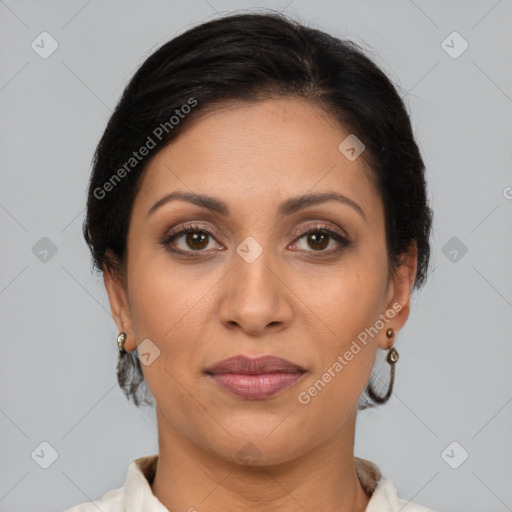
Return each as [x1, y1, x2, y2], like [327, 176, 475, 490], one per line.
[309, 233, 328, 250]
[187, 232, 208, 250]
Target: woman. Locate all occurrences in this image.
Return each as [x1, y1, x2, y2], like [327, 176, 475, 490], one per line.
[65, 11, 434, 512]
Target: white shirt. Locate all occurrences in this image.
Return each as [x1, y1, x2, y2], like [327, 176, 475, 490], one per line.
[63, 454, 435, 512]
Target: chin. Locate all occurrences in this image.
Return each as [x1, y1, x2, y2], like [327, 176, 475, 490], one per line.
[206, 429, 307, 468]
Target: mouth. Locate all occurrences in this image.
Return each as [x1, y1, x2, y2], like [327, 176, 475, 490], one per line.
[204, 355, 307, 400]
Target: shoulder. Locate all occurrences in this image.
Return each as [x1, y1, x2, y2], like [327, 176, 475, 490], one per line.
[62, 485, 123, 512]
[355, 457, 436, 512]
[61, 454, 162, 512]
[395, 495, 437, 512]
[372, 475, 437, 512]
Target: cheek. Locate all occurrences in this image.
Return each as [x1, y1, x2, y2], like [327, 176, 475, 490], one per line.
[300, 257, 387, 346]
[126, 254, 216, 375]
[126, 262, 207, 413]
[294, 276, 381, 436]
[298, 258, 385, 402]
[128, 268, 181, 337]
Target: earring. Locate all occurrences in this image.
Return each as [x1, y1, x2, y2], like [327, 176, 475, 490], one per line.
[117, 331, 127, 354]
[367, 328, 399, 404]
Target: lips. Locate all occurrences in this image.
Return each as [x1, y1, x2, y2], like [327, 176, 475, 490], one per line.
[205, 355, 306, 400]
[205, 354, 306, 375]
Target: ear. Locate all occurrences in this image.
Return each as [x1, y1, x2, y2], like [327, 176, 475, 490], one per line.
[103, 250, 136, 352]
[378, 241, 418, 349]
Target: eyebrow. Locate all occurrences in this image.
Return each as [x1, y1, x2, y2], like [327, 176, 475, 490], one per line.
[147, 190, 366, 220]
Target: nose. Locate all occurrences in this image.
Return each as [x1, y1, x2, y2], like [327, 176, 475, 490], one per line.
[218, 244, 293, 336]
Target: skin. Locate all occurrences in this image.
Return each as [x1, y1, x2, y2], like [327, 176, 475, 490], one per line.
[104, 97, 417, 512]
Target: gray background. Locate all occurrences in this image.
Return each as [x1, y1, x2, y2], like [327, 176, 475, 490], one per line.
[1, 1, 511, 511]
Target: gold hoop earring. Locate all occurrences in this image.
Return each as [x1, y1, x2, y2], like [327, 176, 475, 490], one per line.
[367, 328, 399, 404]
[117, 331, 127, 354]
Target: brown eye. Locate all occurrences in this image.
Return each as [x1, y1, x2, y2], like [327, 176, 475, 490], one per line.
[306, 232, 330, 251]
[159, 221, 224, 256]
[184, 232, 209, 250]
[291, 224, 352, 257]
[164, 229, 217, 253]
[160, 222, 351, 259]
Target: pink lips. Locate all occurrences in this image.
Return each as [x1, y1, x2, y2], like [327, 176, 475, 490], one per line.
[205, 355, 306, 400]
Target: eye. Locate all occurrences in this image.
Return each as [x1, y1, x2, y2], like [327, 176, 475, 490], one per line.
[159, 222, 223, 255]
[290, 223, 351, 256]
[159, 221, 352, 257]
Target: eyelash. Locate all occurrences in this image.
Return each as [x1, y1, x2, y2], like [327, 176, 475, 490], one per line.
[159, 221, 352, 258]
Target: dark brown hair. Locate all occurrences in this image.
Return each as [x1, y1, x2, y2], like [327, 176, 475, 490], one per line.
[83, 11, 433, 408]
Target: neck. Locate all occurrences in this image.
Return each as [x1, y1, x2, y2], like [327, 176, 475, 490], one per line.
[150, 407, 371, 512]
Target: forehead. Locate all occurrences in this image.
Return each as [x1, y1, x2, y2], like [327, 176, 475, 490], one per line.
[134, 97, 381, 221]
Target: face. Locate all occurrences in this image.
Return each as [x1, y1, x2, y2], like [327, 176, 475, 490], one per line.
[105, 97, 416, 466]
